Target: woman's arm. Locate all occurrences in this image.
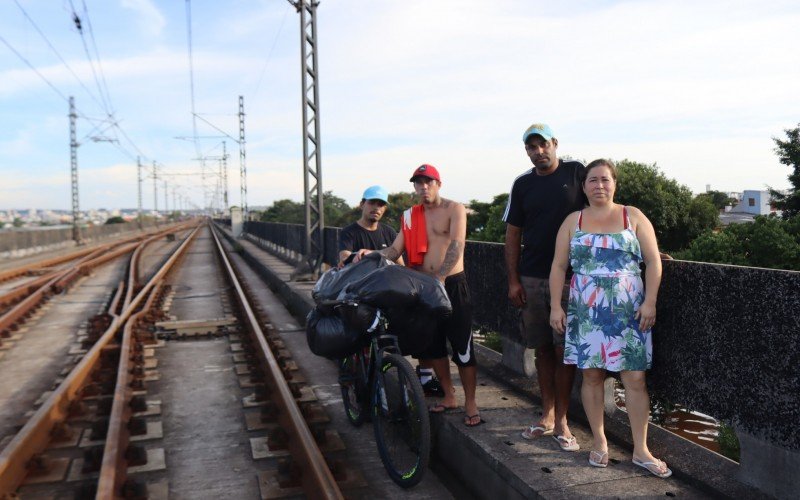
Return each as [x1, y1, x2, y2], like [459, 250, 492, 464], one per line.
[549, 212, 578, 334]
[630, 206, 662, 331]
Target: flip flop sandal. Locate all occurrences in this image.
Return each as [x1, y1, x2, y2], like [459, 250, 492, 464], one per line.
[632, 457, 673, 478]
[429, 403, 459, 414]
[553, 434, 580, 452]
[464, 414, 484, 427]
[589, 450, 609, 468]
[521, 425, 554, 440]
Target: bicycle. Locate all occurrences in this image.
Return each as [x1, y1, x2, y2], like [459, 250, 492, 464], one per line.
[334, 300, 431, 488]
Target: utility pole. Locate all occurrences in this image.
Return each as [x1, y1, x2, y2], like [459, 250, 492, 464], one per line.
[238, 95, 248, 220]
[137, 156, 143, 229]
[152, 161, 158, 222]
[222, 140, 229, 212]
[69, 96, 82, 245]
[164, 179, 168, 216]
[289, 0, 324, 277]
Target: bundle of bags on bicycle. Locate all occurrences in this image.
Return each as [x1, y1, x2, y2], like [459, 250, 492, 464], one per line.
[307, 253, 452, 358]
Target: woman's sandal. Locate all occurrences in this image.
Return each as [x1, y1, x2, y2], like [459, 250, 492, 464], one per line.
[589, 450, 609, 468]
[632, 457, 672, 478]
[553, 434, 580, 452]
[521, 424, 554, 440]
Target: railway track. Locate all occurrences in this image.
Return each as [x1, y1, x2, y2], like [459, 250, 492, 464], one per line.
[0, 222, 351, 499]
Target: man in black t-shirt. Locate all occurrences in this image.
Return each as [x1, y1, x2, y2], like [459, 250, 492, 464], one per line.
[337, 185, 401, 266]
[503, 123, 585, 451]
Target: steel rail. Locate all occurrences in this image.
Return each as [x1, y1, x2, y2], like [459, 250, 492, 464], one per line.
[0, 224, 178, 285]
[0, 241, 139, 338]
[95, 281, 163, 499]
[0, 245, 97, 284]
[0, 224, 201, 496]
[0, 240, 121, 313]
[0, 223, 191, 338]
[209, 225, 343, 499]
[96, 227, 202, 498]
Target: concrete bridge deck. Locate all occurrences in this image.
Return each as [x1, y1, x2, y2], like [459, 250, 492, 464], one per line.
[223, 224, 769, 499]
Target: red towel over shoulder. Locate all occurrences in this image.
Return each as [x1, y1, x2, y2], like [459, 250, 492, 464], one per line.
[402, 204, 427, 266]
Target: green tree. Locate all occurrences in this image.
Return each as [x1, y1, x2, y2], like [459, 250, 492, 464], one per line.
[695, 190, 735, 210]
[769, 123, 800, 218]
[382, 191, 417, 232]
[259, 199, 304, 223]
[677, 215, 800, 270]
[468, 193, 508, 242]
[105, 216, 126, 224]
[614, 160, 717, 251]
[323, 191, 356, 228]
[12, 217, 24, 227]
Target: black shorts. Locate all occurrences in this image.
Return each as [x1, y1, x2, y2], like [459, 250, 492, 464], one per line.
[419, 272, 475, 367]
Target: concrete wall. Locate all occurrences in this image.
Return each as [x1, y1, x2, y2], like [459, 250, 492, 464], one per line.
[243, 220, 800, 498]
[0, 221, 154, 260]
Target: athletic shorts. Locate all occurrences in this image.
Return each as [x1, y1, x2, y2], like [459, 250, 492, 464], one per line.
[418, 272, 475, 367]
[520, 276, 569, 349]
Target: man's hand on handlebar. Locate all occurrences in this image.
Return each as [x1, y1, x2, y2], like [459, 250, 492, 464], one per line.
[353, 249, 373, 263]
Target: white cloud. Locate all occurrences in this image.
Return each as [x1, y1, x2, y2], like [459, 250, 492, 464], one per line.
[0, 0, 798, 211]
[120, 0, 166, 36]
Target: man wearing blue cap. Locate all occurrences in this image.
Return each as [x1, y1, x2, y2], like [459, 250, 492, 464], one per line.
[503, 123, 586, 451]
[338, 185, 402, 267]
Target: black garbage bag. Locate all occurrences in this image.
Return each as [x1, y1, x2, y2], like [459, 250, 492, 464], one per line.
[339, 265, 452, 317]
[305, 308, 366, 359]
[312, 252, 392, 304]
[383, 304, 440, 356]
[336, 302, 379, 335]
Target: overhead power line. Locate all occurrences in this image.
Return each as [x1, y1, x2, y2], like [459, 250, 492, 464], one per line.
[12, 0, 107, 112]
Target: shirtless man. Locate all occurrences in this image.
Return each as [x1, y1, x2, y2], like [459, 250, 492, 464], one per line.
[355, 164, 479, 426]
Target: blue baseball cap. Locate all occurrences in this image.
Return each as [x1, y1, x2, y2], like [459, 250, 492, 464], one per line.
[522, 123, 554, 143]
[362, 185, 389, 203]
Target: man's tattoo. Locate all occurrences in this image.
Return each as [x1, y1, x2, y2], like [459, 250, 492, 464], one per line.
[380, 247, 401, 262]
[437, 240, 462, 278]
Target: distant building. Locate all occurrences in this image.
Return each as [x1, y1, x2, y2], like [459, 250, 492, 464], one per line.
[731, 190, 774, 216]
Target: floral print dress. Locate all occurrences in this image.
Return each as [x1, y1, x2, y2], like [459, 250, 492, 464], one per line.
[563, 208, 652, 372]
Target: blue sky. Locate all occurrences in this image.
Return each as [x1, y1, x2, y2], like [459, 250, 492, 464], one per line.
[1, 0, 799, 211]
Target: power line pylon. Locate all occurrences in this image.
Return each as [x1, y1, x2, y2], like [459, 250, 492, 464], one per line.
[152, 161, 158, 223]
[137, 156, 143, 229]
[238, 95, 247, 220]
[289, 0, 324, 278]
[69, 96, 82, 245]
[222, 140, 229, 212]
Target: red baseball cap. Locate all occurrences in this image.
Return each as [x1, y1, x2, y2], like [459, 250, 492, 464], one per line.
[409, 164, 441, 182]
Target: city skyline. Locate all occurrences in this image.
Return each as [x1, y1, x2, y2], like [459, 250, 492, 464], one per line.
[1, 1, 798, 211]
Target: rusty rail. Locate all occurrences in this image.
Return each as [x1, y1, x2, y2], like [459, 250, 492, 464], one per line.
[95, 282, 164, 499]
[0, 224, 175, 285]
[0, 223, 192, 339]
[0, 245, 97, 285]
[209, 225, 343, 499]
[96, 227, 201, 498]
[0, 224, 201, 496]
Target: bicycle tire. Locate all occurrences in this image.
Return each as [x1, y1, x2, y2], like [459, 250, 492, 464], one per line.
[372, 353, 431, 488]
[339, 352, 367, 426]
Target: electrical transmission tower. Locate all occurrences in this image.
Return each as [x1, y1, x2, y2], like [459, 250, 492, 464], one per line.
[69, 97, 82, 244]
[238, 96, 247, 220]
[137, 156, 143, 229]
[152, 161, 158, 222]
[289, 0, 324, 277]
[222, 140, 229, 211]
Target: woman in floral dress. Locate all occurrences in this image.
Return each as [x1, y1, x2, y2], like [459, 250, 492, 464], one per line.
[549, 159, 671, 478]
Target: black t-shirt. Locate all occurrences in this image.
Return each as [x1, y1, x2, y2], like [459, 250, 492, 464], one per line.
[503, 160, 586, 278]
[338, 222, 397, 256]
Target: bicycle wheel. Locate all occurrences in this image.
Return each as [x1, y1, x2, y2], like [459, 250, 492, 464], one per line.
[372, 353, 431, 488]
[339, 352, 367, 426]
